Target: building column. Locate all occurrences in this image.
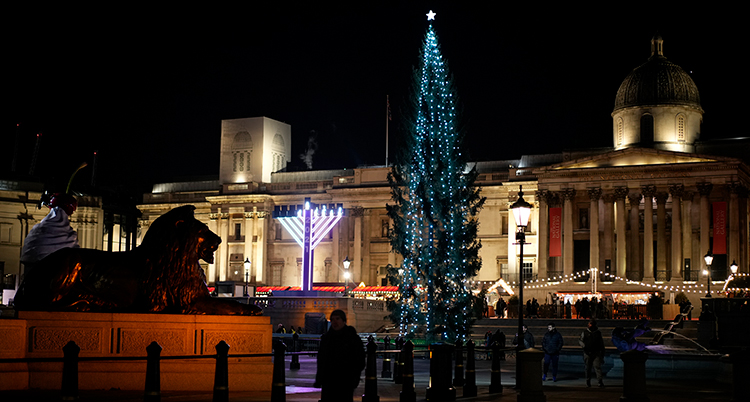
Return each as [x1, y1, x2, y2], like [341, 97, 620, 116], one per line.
[642, 185, 656, 281]
[255, 210, 267, 285]
[729, 183, 741, 269]
[697, 183, 713, 259]
[614, 187, 629, 279]
[332, 213, 341, 283]
[508, 205, 518, 281]
[669, 185, 684, 281]
[351, 207, 364, 284]
[220, 212, 230, 282]
[562, 189, 576, 276]
[589, 188, 602, 274]
[208, 216, 218, 284]
[537, 190, 549, 279]
[655, 192, 669, 281]
[602, 193, 615, 277]
[628, 192, 642, 280]
[244, 210, 255, 282]
[363, 210, 373, 285]
[682, 191, 694, 280]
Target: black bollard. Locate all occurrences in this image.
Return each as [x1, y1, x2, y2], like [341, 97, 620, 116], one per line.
[362, 339, 380, 402]
[381, 353, 392, 379]
[272, 340, 287, 402]
[144, 341, 162, 402]
[517, 349, 545, 402]
[381, 336, 392, 378]
[61, 341, 80, 401]
[620, 350, 649, 402]
[452, 339, 464, 387]
[463, 340, 477, 398]
[399, 341, 416, 402]
[394, 351, 403, 384]
[213, 340, 230, 402]
[425, 342, 456, 401]
[724, 350, 750, 402]
[394, 336, 404, 384]
[290, 332, 300, 370]
[488, 340, 502, 394]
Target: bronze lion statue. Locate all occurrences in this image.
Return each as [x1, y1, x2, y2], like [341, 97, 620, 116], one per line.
[14, 205, 262, 315]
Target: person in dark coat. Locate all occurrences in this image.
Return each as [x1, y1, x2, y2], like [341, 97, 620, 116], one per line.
[490, 329, 506, 361]
[578, 319, 605, 388]
[565, 299, 572, 319]
[315, 310, 366, 401]
[541, 323, 564, 381]
[512, 325, 535, 349]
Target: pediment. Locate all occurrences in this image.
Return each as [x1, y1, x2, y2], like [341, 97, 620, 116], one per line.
[547, 148, 723, 170]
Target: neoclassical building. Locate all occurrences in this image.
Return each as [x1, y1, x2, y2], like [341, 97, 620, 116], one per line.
[137, 36, 746, 305]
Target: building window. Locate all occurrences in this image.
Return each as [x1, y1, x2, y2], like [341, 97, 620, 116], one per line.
[617, 117, 624, 146]
[677, 114, 685, 142]
[234, 223, 242, 240]
[640, 114, 654, 145]
[275, 222, 282, 240]
[579, 208, 589, 229]
[0, 223, 12, 244]
[522, 262, 534, 282]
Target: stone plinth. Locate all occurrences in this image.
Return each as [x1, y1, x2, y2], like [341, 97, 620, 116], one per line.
[0, 311, 272, 392]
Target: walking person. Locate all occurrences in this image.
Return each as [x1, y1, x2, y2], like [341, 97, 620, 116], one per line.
[541, 323, 563, 381]
[314, 310, 366, 401]
[578, 319, 605, 387]
[512, 325, 535, 349]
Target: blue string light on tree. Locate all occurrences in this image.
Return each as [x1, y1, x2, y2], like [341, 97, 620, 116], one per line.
[386, 10, 485, 342]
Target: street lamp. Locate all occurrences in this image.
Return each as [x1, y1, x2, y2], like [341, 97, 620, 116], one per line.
[730, 260, 738, 275]
[703, 252, 713, 298]
[243, 258, 251, 297]
[509, 185, 532, 386]
[343, 256, 351, 296]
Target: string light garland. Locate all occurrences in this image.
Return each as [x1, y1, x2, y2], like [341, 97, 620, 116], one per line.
[472, 269, 743, 296]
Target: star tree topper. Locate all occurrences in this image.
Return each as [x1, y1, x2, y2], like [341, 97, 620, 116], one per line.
[426, 10, 436, 21]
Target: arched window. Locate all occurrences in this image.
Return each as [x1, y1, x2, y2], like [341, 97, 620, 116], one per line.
[271, 134, 286, 172]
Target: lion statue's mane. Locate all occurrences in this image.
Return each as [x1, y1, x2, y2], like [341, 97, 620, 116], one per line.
[14, 205, 262, 315]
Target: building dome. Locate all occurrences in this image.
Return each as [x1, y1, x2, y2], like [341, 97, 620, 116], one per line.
[611, 35, 704, 153]
[614, 34, 702, 112]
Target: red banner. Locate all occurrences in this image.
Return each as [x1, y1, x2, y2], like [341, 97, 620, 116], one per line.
[549, 207, 562, 257]
[713, 202, 727, 254]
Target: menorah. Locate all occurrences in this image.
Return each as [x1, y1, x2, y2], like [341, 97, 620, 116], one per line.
[273, 198, 345, 293]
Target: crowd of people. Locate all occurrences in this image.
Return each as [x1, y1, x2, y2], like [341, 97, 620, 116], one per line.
[489, 293, 663, 320]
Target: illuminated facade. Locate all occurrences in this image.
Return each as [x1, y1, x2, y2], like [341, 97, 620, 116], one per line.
[137, 37, 748, 309]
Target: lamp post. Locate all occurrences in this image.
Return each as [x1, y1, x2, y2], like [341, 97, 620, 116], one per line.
[509, 185, 532, 387]
[243, 258, 250, 297]
[343, 256, 351, 296]
[730, 260, 738, 275]
[703, 252, 713, 298]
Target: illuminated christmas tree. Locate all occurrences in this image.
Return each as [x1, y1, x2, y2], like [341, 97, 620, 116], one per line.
[387, 14, 485, 342]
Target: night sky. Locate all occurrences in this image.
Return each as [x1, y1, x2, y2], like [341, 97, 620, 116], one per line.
[6, 4, 745, 193]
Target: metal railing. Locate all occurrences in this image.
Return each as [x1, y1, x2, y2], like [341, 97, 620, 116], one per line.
[0, 336, 518, 402]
